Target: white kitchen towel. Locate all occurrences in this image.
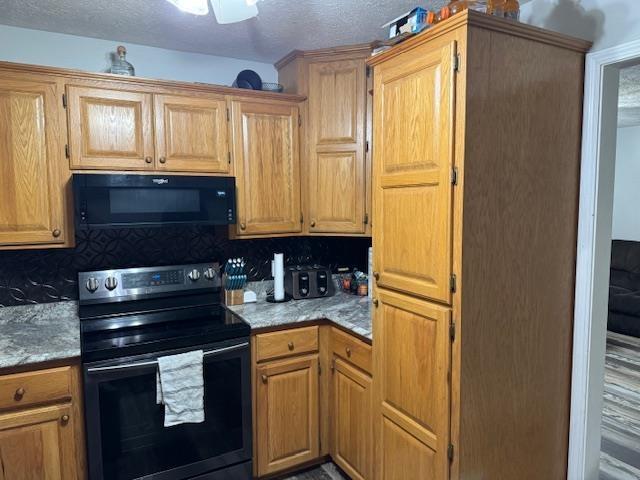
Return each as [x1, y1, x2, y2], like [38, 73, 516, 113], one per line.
[156, 350, 205, 427]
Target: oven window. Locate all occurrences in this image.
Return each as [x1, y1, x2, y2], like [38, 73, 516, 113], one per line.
[109, 188, 201, 214]
[98, 358, 243, 479]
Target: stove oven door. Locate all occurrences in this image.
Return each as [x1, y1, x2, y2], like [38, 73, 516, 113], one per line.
[83, 339, 252, 480]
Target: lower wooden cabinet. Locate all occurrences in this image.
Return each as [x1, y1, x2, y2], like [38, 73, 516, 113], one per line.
[0, 363, 86, 479]
[252, 325, 372, 479]
[0, 403, 79, 479]
[255, 354, 320, 476]
[331, 357, 372, 480]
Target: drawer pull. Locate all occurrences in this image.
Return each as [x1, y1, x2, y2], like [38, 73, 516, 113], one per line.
[288, 341, 294, 351]
[14, 387, 25, 400]
[346, 347, 352, 358]
[261, 374, 268, 384]
[61, 414, 69, 424]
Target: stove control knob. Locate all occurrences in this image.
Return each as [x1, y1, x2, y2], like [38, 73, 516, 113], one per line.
[104, 276, 118, 291]
[203, 267, 216, 281]
[188, 269, 201, 282]
[85, 277, 99, 293]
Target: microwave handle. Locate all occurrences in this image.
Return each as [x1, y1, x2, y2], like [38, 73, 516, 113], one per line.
[86, 341, 248, 373]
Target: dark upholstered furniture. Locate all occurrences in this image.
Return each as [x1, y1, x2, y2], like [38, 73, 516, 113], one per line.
[609, 240, 640, 337]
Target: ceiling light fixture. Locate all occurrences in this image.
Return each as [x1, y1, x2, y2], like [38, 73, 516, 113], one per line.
[166, 0, 263, 23]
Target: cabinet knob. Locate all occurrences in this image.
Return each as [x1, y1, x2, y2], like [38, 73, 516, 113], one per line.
[144, 156, 152, 164]
[159, 157, 167, 164]
[288, 341, 295, 351]
[372, 298, 379, 307]
[61, 414, 70, 424]
[261, 374, 268, 384]
[14, 387, 25, 400]
[373, 271, 380, 281]
[346, 347, 352, 357]
[240, 223, 246, 230]
[52, 229, 61, 238]
[310, 220, 316, 227]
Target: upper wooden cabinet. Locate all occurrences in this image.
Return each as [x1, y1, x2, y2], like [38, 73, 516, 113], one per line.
[154, 94, 230, 173]
[372, 41, 456, 304]
[0, 75, 70, 249]
[277, 45, 372, 236]
[66, 85, 155, 170]
[230, 99, 302, 237]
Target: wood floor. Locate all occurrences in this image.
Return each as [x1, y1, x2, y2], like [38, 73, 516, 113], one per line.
[600, 331, 640, 480]
[283, 463, 347, 480]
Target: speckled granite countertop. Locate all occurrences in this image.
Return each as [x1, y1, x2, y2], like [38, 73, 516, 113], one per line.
[0, 301, 81, 370]
[228, 281, 372, 341]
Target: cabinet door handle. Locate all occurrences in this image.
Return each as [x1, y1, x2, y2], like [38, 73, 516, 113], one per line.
[159, 157, 167, 164]
[373, 271, 380, 281]
[372, 298, 379, 307]
[288, 341, 295, 351]
[310, 220, 316, 227]
[261, 374, 268, 384]
[61, 414, 70, 424]
[145, 156, 152, 164]
[14, 387, 25, 400]
[240, 223, 246, 230]
[52, 229, 61, 238]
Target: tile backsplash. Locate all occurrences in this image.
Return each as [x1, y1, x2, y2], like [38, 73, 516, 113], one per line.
[0, 227, 371, 307]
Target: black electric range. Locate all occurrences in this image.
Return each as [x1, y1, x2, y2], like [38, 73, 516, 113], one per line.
[78, 263, 252, 480]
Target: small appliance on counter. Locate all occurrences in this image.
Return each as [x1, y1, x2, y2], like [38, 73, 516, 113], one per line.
[284, 265, 335, 300]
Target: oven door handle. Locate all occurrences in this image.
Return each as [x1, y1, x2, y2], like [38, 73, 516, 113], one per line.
[86, 341, 249, 373]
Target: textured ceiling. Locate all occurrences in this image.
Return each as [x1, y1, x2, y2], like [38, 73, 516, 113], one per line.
[0, 0, 459, 63]
[619, 64, 640, 128]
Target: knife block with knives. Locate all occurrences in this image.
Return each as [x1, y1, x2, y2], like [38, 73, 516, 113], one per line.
[223, 258, 246, 306]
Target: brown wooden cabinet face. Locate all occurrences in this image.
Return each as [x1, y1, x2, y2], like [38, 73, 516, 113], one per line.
[0, 78, 67, 247]
[66, 85, 154, 170]
[0, 404, 78, 479]
[307, 59, 366, 234]
[332, 358, 372, 480]
[372, 42, 456, 303]
[231, 100, 301, 236]
[256, 355, 319, 476]
[374, 290, 450, 480]
[154, 94, 230, 173]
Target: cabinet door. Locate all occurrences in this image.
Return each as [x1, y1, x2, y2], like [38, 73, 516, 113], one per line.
[372, 41, 456, 304]
[332, 358, 372, 480]
[307, 59, 367, 234]
[0, 78, 68, 247]
[0, 403, 79, 479]
[256, 355, 319, 475]
[231, 100, 301, 236]
[154, 94, 230, 173]
[373, 289, 451, 480]
[66, 85, 154, 170]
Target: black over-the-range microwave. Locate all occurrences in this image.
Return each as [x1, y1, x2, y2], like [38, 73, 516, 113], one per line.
[72, 174, 236, 229]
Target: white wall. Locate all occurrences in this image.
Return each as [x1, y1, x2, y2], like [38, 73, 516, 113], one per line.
[520, 0, 640, 51]
[0, 24, 277, 85]
[612, 125, 640, 240]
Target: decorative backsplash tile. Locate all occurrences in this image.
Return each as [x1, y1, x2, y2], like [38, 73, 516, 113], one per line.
[0, 227, 371, 307]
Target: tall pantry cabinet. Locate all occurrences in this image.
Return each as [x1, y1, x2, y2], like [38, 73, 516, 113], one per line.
[368, 11, 590, 480]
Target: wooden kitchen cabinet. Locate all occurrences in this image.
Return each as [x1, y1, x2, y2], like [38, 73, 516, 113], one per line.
[277, 45, 372, 236]
[0, 74, 71, 249]
[154, 93, 230, 173]
[369, 11, 590, 480]
[331, 356, 372, 480]
[230, 99, 302, 237]
[0, 363, 86, 479]
[255, 354, 319, 476]
[0, 403, 80, 479]
[66, 85, 155, 170]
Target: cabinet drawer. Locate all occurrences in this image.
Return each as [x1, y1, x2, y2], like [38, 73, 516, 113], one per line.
[255, 326, 319, 362]
[0, 366, 72, 411]
[331, 327, 372, 374]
